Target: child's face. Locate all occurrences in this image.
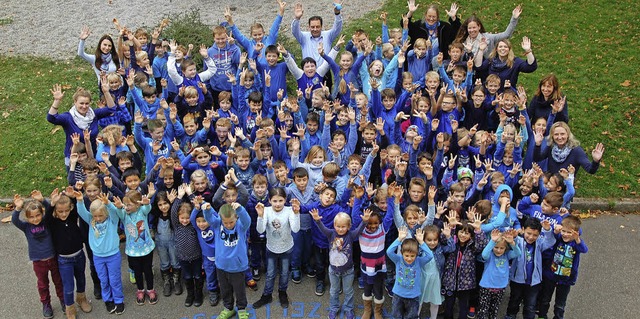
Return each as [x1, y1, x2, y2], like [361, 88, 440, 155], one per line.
[219, 99, 232, 111]
[214, 33, 228, 48]
[156, 114, 167, 126]
[306, 121, 319, 134]
[493, 241, 507, 257]
[546, 176, 560, 192]
[250, 27, 265, 42]
[339, 54, 353, 69]
[425, 232, 439, 250]
[125, 175, 141, 191]
[254, 183, 268, 198]
[499, 190, 511, 203]
[502, 95, 517, 110]
[319, 189, 336, 206]
[54, 203, 71, 221]
[452, 70, 465, 84]
[249, 101, 262, 113]
[503, 127, 516, 141]
[294, 176, 308, 190]
[402, 78, 413, 92]
[348, 159, 362, 176]
[236, 156, 250, 170]
[136, 35, 148, 45]
[215, 126, 230, 139]
[174, 50, 185, 60]
[311, 152, 325, 166]
[387, 149, 401, 167]
[270, 195, 286, 212]
[163, 173, 174, 188]
[109, 80, 121, 91]
[458, 229, 471, 244]
[365, 215, 381, 233]
[409, 185, 425, 203]
[179, 212, 190, 226]
[416, 100, 430, 113]
[523, 227, 540, 244]
[376, 197, 388, 212]
[414, 45, 427, 58]
[150, 127, 165, 142]
[370, 61, 383, 77]
[274, 167, 289, 182]
[541, 199, 557, 214]
[123, 198, 140, 213]
[503, 152, 514, 166]
[311, 94, 324, 107]
[334, 218, 350, 236]
[534, 118, 547, 132]
[491, 178, 504, 191]
[184, 65, 197, 79]
[184, 121, 198, 136]
[143, 94, 157, 105]
[243, 76, 255, 89]
[519, 182, 532, 196]
[260, 146, 272, 159]
[402, 250, 417, 265]
[426, 77, 439, 91]
[486, 81, 500, 95]
[541, 81, 555, 99]
[196, 217, 209, 231]
[472, 91, 485, 106]
[266, 52, 279, 66]
[383, 48, 394, 59]
[451, 191, 465, 206]
[337, 110, 349, 125]
[418, 158, 431, 174]
[85, 185, 100, 200]
[195, 152, 211, 167]
[157, 200, 170, 215]
[303, 61, 317, 77]
[382, 97, 395, 110]
[26, 210, 43, 226]
[223, 190, 238, 204]
[390, 33, 402, 46]
[460, 177, 472, 190]
[139, 55, 150, 67]
[406, 213, 419, 228]
[362, 128, 376, 143]
[332, 135, 346, 150]
[186, 94, 199, 106]
[441, 96, 456, 112]
[449, 47, 462, 62]
[93, 210, 107, 223]
[283, 115, 294, 130]
[193, 177, 208, 192]
[560, 226, 577, 243]
[155, 46, 166, 56]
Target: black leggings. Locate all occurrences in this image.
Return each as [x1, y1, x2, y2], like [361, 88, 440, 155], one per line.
[128, 253, 154, 291]
[363, 273, 385, 300]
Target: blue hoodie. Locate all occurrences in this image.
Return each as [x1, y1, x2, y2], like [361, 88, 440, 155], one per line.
[76, 202, 121, 257]
[202, 205, 250, 273]
[206, 43, 241, 92]
[490, 184, 522, 231]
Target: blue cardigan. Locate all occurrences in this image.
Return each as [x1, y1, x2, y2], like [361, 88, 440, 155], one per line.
[509, 228, 556, 286]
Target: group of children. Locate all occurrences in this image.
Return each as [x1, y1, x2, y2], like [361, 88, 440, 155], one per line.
[15, 1, 592, 319]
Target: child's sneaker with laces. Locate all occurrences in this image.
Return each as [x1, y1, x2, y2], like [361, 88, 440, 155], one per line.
[114, 303, 125, 315]
[105, 301, 116, 313]
[217, 308, 236, 319]
[291, 269, 302, 283]
[42, 303, 53, 319]
[136, 290, 145, 305]
[146, 289, 158, 305]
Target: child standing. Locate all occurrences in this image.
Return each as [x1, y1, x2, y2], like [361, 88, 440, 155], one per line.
[151, 191, 182, 297]
[12, 193, 65, 319]
[202, 202, 251, 319]
[252, 188, 301, 309]
[386, 226, 433, 319]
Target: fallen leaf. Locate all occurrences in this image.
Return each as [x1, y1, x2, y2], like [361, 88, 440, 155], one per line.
[1, 216, 11, 223]
[620, 225, 625, 228]
[621, 80, 631, 87]
[50, 126, 62, 134]
[2, 112, 8, 118]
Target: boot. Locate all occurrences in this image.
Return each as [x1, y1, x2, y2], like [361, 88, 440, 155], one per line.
[65, 304, 77, 319]
[193, 278, 204, 307]
[373, 297, 384, 319]
[75, 292, 92, 313]
[173, 269, 183, 295]
[161, 270, 173, 297]
[361, 294, 373, 319]
[184, 279, 195, 307]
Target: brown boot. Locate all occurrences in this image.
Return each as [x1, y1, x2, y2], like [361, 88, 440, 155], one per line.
[373, 297, 384, 319]
[76, 292, 92, 313]
[65, 305, 77, 319]
[361, 294, 373, 319]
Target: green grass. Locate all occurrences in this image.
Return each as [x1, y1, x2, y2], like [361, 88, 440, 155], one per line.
[0, 0, 638, 198]
[0, 17, 13, 26]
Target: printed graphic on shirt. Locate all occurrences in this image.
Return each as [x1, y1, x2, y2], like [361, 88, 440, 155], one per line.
[396, 263, 417, 290]
[201, 228, 215, 245]
[551, 243, 575, 277]
[329, 237, 350, 267]
[92, 220, 108, 238]
[125, 220, 146, 242]
[271, 218, 282, 239]
[220, 226, 239, 247]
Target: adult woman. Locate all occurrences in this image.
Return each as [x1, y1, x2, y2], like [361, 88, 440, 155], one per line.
[404, 1, 460, 60]
[455, 5, 522, 59]
[533, 121, 604, 175]
[46, 78, 116, 167]
[474, 36, 537, 89]
[78, 26, 120, 82]
[527, 73, 569, 124]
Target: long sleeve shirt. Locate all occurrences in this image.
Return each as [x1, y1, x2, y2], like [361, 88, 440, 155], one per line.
[386, 239, 433, 298]
[257, 206, 300, 254]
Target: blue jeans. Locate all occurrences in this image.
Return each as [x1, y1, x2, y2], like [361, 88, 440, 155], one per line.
[203, 256, 219, 291]
[94, 252, 124, 304]
[58, 251, 87, 306]
[391, 295, 420, 319]
[506, 282, 541, 319]
[290, 229, 312, 271]
[179, 258, 203, 280]
[538, 279, 571, 319]
[155, 238, 180, 271]
[328, 267, 354, 313]
[264, 249, 292, 295]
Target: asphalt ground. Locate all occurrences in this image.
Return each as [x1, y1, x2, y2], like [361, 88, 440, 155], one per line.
[1, 213, 638, 319]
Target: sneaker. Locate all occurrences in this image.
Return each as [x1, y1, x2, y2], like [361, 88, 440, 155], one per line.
[209, 290, 220, 306]
[136, 290, 145, 305]
[146, 289, 158, 305]
[42, 303, 53, 319]
[315, 281, 325, 296]
[94, 288, 102, 300]
[385, 284, 394, 297]
[467, 307, 476, 318]
[129, 269, 136, 284]
[114, 303, 125, 315]
[328, 310, 338, 319]
[344, 309, 355, 319]
[217, 308, 236, 319]
[252, 294, 273, 309]
[278, 290, 289, 308]
[291, 269, 302, 284]
[306, 269, 317, 278]
[252, 267, 261, 281]
[105, 301, 116, 314]
[237, 309, 250, 319]
[358, 276, 364, 289]
[246, 279, 258, 291]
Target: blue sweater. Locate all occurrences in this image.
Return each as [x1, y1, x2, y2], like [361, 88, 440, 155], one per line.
[76, 202, 121, 257]
[490, 184, 521, 231]
[191, 207, 215, 257]
[206, 43, 241, 92]
[12, 209, 56, 261]
[47, 107, 115, 160]
[202, 205, 250, 273]
[479, 239, 521, 288]
[300, 202, 346, 249]
[386, 239, 432, 298]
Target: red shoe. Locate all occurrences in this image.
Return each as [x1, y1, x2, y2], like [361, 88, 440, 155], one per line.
[246, 279, 258, 291]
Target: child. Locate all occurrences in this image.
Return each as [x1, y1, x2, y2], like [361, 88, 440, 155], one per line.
[151, 191, 182, 297]
[190, 196, 217, 307]
[386, 226, 433, 319]
[168, 40, 218, 104]
[202, 202, 251, 319]
[311, 209, 370, 319]
[113, 190, 156, 305]
[73, 192, 126, 315]
[504, 218, 556, 319]
[287, 168, 317, 282]
[518, 192, 565, 228]
[291, 145, 334, 187]
[206, 25, 241, 104]
[537, 216, 588, 319]
[407, 38, 433, 84]
[477, 229, 521, 319]
[252, 188, 301, 309]
[12, 193, 65, 319]
[133, 110, 180, 175]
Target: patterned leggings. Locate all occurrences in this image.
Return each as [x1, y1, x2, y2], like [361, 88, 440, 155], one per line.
[477, 287, 505, 319]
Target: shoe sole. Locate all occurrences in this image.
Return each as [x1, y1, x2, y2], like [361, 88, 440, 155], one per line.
[292, 278, 301, 284]
[306, 274, 316, 278]
[315, 291, 324, 296]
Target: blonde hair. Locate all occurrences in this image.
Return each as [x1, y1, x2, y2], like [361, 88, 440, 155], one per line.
[425, 71, 439, 82]
[547, 121, 580, 149]
[189, 169, 210, 190]
[338, 51, 354, 95]
[89, 199, 109, 237]
[100, 124, 124, 146]
[72, 87, 92, 103]
[489, 40, 515, 68]
[184, 86, 198, 99]
[305, 145, 327, 164]
[334, 212, 352, 227]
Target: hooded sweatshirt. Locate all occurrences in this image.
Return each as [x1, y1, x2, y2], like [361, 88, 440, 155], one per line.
[489, 184, 522, 232]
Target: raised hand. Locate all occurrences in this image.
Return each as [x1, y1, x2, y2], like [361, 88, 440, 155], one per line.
[521, 36, 532, 52]
[446, 2, 459, 19]
[415, 227, 425, 244]
[592, 143, 605, 162]
[79, 26, 91, 40]
[490, 229, 502, 242]
[471, 213, 486, 230]
[398, 226, 408, 241]
[512, 4, 523, 19]
[293, 2, 303, 19]
[50, 84, 65, 101]
[255, 202, 265, 218]
[361, 208, 372, 222]
[445, 210, 460, 226]
[309, 208, 322, 221]
[442, 222, 452, 238]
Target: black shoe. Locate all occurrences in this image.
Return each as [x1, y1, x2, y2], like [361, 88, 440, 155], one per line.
[278, 290, 289, 308]
[306, 269, 316, 278]
[184, 279, 195, 307]
[94, 288, 102, 300]
[209, 290, 220, 307]
[105, 301, 116, 313]
[193, 278, 204, 307]
[252, 294, 273, 309]
[291, 269, 302, 284]
[114, 303, 125, 315]
[42, 303, 53, 319]
[315, 281, 325, 296]
[252, 267, 261, 281]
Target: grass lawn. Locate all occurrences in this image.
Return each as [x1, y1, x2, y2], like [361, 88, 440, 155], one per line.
[0, 0, 638, 198]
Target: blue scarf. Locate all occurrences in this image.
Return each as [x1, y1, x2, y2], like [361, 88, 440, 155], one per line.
[551, 144, 571, 163]
[491, 57, 508, 72]
[101, 53, 112, 71]
[425, 21, 440, 31]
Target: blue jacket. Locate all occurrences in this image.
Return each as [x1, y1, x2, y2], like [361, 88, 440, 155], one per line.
[202, 205, 250, 272]
[543, 234, 588, 286]
[509, 228, 556, 286]
[191, 207, 215, 257]
[479, 239, 521, 288]
[206, 43, 241, 91]
[491, 184, 521, 231]
[387, 239, 432, 298]
[77, 202, 121, 257]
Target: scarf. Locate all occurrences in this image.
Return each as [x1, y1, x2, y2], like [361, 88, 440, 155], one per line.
[100, 53, 112, 71]
[490, 56, 509, 72]
[69, 105, 95, 130]
[551, 144, 572, 163]
[425, 20, 440, 32]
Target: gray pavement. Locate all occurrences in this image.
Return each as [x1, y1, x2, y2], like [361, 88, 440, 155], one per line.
[1, 214, 638, 319]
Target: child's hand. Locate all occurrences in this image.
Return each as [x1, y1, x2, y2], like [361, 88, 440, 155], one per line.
[442, 221, 452, 238]
[529, 193, 539, 203]
[13, 194, 24, 211]
[98, 193, 110, 205]
[290, 198, 300, 214]
[445, 210, 460, 226]
[417, 209, 426, 224]
[541, 219, 551, 231]
[134, 111, 144, 124]
[177, 184, 186, 198]
[309, 208, 322, 221]
[71, 132, 81, 145]
[104, 176, 113, 189]
[264, 70, 271, 87]
[369, 78, 380, 90]
[167, 189, 177, 203]
[192, 195, 204, 210]
[503, 229, 517, 244]
[266, 157, 273, 170]
[508, 162, 522, 177]
[435, 201, 446, 218]
[471, 213, 485, 230]
[428, 185, 437, 202]
[499, 196, 510, 208]
[126, 71, 135, 87]
[361, 208, 372, 223]
[139, 195, 150, 206]
[416, 227, 425, 244]
[448, 154, 457, 170]
[255, 202, 265, 218]
[490, 229, 502, 242]
[201, 202, 211, 211]
[398, 226, 408, 241]
[170, 138, 180, 151]
[431, 118, 440, 132]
